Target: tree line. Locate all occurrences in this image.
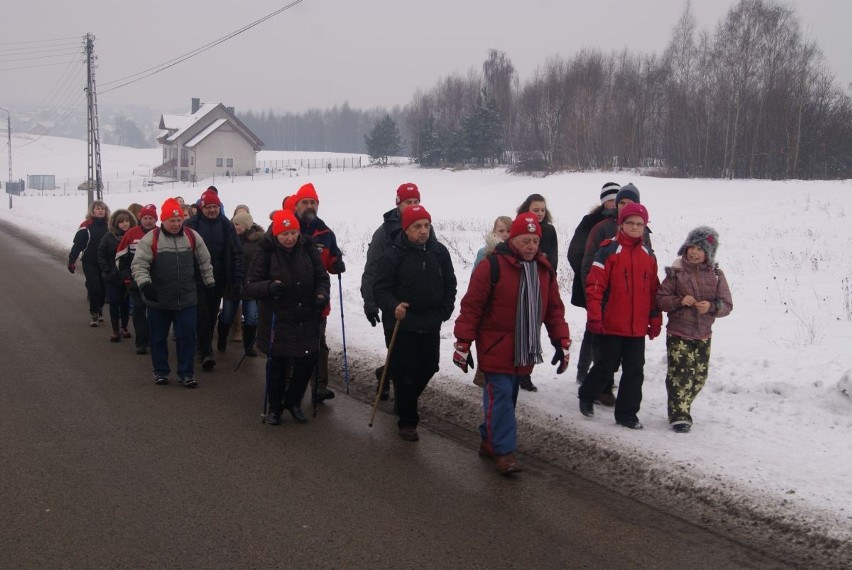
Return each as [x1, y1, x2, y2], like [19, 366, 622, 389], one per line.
[242, 0, 852, 180]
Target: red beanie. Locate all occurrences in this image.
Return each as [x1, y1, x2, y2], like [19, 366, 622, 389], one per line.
[396, 182, 420, 205]
[281, 195, 297, 211]
[296, 182, 319, 204]
[509, 212, 541, 239]
[401, 205, 431, 230]
[139, 203, 158, 221]
[271, 209, 300, 236]
[618, 203, 649, 225]
[199, 189, 222, 208]
[160, 198, 183, 221]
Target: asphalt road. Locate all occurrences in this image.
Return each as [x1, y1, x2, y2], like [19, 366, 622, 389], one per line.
[0, 224, 789, 569]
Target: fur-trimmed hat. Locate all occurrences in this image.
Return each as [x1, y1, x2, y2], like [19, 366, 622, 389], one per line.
[401, 204, 431, 230]
[678, 226, 719, 264]
[615, 183, 640, 205]
[509, 212, 542, 239]
[600, 182, 620, 205]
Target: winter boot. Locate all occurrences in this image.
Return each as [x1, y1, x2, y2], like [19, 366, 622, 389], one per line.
[242, 325, 258, 357]
[109, 320, 121, 342]
[519, 375, 537, 392]
[216, 323, 231, 353]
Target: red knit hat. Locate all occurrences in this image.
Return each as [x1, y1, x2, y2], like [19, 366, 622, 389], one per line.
[199, 189, 222, 208]
[617, 203, 649, 225]
[160, 198, 183, 221]
[139, 203, 158, 221]
[396, 182, 420, 205]
[401, 205, 431, 230]
[281, 195, 297, 211]
[271, 209, 300, 236]
[296, 182, 319, 204]
[509, 212, 541, 239]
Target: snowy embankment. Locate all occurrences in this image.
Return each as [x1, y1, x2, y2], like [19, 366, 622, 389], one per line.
[2, 135, 851, 566]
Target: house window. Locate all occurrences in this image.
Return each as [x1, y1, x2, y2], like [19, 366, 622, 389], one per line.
[216, 158, 223, 167]
[190, 155, 194, 166]
[226, 158, 234, 168]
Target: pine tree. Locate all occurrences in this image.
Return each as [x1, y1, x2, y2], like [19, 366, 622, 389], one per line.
[461, 92, 503, 165]
[416, 115, 442, 167]
[364, 115, 402, 165]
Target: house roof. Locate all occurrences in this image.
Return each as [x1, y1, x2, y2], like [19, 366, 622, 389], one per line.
[157, 102, 263, 150]
[184, 118, 228, 148]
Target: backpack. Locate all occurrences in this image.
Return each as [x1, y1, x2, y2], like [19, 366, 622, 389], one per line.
[150, 227, 196, 260]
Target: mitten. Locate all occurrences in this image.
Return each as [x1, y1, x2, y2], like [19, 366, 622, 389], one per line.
[366, 309, 381, 327]
[550, 338, 572, 374]
[453, 341, 474, 373]
[647, 314, 662, 340]
[141, 283, 158, 303]
[67, 262, 76, 274]
[331, 259, 346, 274]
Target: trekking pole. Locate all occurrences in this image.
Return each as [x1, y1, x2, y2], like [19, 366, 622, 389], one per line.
[368, 318, 401, 428]
[261, 311, 276, 423]
[312, 328, 321, 418]
[337, 274, 351, 394]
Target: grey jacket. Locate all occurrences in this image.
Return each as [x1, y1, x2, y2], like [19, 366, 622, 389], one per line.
[131, 226, 215, 310]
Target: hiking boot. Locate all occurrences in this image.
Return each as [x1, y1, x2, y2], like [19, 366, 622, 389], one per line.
[616, 419, 643, 430]
[201, 354, 216, 371]
[672, 422, 691, 433]
[314, 389, 335, 403]
[579, 400, 594, 417]
[595, 392, 616, 407]
[495, 453, 522, 474]
[519, 375, 537, 392]
[286, 405, 308, 423]
[399, 427, 419, 441]
[154, 376, 168, 385]
[181, 376, 198, 389]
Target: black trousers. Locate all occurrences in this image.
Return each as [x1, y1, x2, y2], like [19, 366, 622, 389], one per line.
[267, 355, 316, 414]
[82, 260, 105, 314]
[388, 329, 440, 429]
[196, 283, 224, 357]
[130, 291, 149, 350]
[578, 335, 645, 423]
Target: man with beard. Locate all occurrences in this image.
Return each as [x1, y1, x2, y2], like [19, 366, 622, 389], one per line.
[292, 182, 345, 403]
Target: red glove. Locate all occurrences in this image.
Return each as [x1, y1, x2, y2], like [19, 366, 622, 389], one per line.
[67, 262, 76, 274]
[550, 338, 572, 374]
[647, 314, 662, 340]
[586, 320, 603, 335]
[453, 341, 474, 373]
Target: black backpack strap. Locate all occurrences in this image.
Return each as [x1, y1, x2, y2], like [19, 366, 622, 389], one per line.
[487, 254, 499, 289]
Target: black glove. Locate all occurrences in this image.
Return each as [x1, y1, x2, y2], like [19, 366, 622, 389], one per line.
[315, 294, 329, 310]
[268, 281, 286, 297]
[141, 283, 158, 303]
[550, 338, 572, 374]
[366, 309, 381, 327]
[331, 259, 346, 274]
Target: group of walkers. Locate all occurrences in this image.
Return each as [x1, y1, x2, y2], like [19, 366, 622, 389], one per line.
[67, 178, 732, 476]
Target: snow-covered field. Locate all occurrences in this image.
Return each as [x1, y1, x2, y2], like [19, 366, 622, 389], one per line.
[3, 135, 851, 562]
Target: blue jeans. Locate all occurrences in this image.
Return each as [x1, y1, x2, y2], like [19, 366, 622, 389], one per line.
[220, 298, 257, 326]
[148, 305, 197, 379]
[479, 373, 520, 456]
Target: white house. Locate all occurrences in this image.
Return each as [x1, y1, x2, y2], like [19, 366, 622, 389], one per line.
[154, 98, 263, 182]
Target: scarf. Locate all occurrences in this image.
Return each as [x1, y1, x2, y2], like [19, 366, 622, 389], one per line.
[514, 260, 543, 367]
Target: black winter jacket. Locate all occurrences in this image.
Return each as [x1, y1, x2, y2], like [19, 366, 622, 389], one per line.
[245, 233, 330, 358]
[567, 206, 610, 307]
[69, 217, 108, 266]
[373, 233, 457, 334]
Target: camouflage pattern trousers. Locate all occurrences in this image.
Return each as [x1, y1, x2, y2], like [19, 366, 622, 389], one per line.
[665, 334, 712, 425]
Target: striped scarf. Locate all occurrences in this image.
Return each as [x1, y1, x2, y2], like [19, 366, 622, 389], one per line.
[514, 260, 543, 367]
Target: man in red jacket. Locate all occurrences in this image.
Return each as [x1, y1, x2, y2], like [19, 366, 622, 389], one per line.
[454, 212, 571, 475]
[578, 203, 662, 430]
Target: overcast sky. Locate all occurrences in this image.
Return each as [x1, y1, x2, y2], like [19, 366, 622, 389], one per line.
[1, 0, 850, 118]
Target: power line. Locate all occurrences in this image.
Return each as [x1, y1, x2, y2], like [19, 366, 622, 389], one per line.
[0, 58, 81, 73]
[0, 36, 81, 47]
[100, 0, 303, 94]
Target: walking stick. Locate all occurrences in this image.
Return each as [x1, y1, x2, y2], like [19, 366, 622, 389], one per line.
[368, 318, 401, 428]
[261, 311, 276, 423]
[338, 274, 351, 394]
[312, 329, 321, 418]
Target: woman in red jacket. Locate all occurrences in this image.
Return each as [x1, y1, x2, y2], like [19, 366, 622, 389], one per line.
[578, 203, 662, 430]
[454, 213, 571, 475]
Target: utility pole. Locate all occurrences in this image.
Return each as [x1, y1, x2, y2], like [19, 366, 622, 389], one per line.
[84, 33, 103, 204]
